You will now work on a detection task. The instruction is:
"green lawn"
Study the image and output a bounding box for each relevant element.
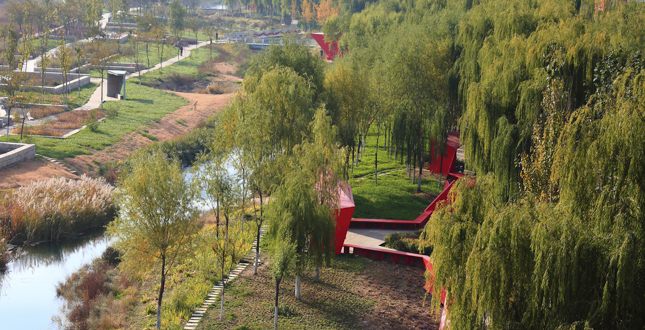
[139,47,215,84]
[8,82,99,110]
[348,127,443,220]
[3,83,187,159]
[179,29,212,42]
[31,38,59,53]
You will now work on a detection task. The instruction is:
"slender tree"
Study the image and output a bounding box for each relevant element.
[107,150,199,330]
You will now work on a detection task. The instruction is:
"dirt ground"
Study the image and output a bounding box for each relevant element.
[0,92,234,189]
[65,92,234,174]
[196,253,440,330]
[0,157,79,190]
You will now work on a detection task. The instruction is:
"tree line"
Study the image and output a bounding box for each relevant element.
[313,0,645,328]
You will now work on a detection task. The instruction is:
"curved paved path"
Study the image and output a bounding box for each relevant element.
[75,40,214,110]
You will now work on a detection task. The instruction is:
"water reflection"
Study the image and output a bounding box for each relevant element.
[0,229,109,330]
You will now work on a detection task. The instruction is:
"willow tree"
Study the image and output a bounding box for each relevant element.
[108,150,199,330]
[420,66,645,330]
[265,108,339,300]
[245,36,326,104]
[323,58,366,179]
[384,23,450,192]
[244,66,315,155]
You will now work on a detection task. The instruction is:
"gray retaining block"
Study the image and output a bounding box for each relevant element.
[0,142,36,169]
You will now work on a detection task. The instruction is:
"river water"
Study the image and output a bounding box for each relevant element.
[0,230,110,330]
[0,163,237,329]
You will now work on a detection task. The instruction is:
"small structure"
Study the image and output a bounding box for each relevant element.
[333,182,356,255]
[107,70,127,100]
[311,33,342,61]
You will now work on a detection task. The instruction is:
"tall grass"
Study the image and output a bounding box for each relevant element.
[0,175,115,243]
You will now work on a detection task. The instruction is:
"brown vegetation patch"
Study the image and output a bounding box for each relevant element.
[30,106,65,119]
[13,109,105,136]
[197,81,239,94]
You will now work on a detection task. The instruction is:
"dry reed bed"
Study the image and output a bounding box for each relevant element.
[0,175,115,243]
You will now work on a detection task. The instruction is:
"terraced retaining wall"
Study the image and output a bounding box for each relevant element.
[0,142,35,169]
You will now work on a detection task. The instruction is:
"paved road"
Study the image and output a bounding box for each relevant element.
[76,39,214,110]
[344,228,415,250]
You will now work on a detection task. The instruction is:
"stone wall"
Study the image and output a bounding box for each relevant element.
[0,142,36,169]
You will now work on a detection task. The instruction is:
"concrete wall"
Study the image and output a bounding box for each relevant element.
[0,142,36,169]
[20,74,91,95]
[0,68,91,95]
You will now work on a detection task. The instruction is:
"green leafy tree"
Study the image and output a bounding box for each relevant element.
[169,0,186,37]
[265,108,339,300]
[107,150,199,330]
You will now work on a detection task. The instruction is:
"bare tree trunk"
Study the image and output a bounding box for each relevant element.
[274,279,281,330]
[375,123,380,185]
[20,115,26,143]
[294,275,301,300]
[315,266,320,282]
[417,144,423,193]
[255,192,263,275]
[100,71,104,109]
[156,255,166,330]
[220,280,225,319]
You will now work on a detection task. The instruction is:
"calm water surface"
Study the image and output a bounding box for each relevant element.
[0,165,229,329]
[0,230,109,330]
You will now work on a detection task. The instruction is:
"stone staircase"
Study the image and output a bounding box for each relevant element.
[184,226,266,330]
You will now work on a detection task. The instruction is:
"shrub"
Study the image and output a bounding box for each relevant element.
[104,108,118,118]
[87,121,99,132]
[0,236,9,269]
[384,230,433,256]
[277,303,299,317]
[199,82,237,94]
[101,247,121,267]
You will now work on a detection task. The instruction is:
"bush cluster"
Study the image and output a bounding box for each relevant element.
[384,230,432,256]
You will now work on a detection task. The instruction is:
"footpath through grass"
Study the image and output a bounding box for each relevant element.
[139,47,216,84]
[349,128,443,220]
[3,82,188,159]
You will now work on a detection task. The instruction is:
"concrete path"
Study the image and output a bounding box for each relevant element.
[76,39,212,110]
[344,228,415,250]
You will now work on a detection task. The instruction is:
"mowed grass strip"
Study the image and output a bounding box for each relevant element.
[7,82,99,109]
[4,82,187,159]
[351,169,442,220]
[139,47,215,84]
[349,127,443,220]
[197,254,437,330]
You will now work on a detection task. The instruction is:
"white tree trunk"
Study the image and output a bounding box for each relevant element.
[294,275,301,300]
[220,286,225,319]
[156,304,161,329]
[315,266,320,282]
[274,306,279,329]
[254,248,259,275]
